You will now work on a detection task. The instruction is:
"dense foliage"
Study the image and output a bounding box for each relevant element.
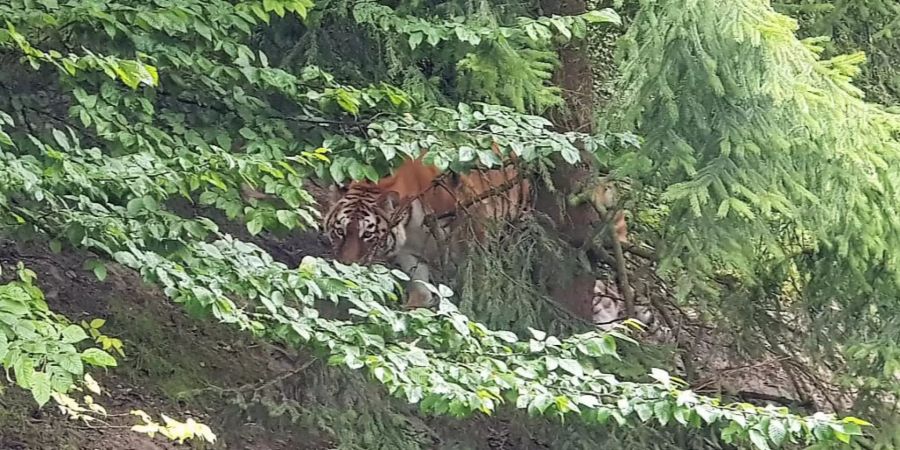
[776,0,900,105]
[0,263,116,407]
[609,0,900,447]
[1,0,895,448]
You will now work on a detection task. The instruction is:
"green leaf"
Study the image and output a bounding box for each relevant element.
[459,145,475,162]
[582,8,622,25]
[335,90,360,115]
[841,422,863,436]
[195,22,213,41]
[635,402,652,422]
[51,369,74,393]
[113,251,138,268]
[14,357,35,389]
[649,368,671,387]
[558,358,583,378]
[528,328,546,341]
[437,284,453,298]
[0,130,12,147]
[477,150,501,167]
[654,401,672,426]
[51,129,70,150]
[363,165,380,182]
[329,159,345,183]
[142,195,158,211]
[291,322,311,341]
[31,371,51,407]
[577,394,599,408]
[833,430,851,444]
[276,210,296,228]
[842,416,872,427]
[425,28,442,46]
[673,406,689,425]
[529,393,553,415]
[239,127,259,140]
[0,334,8,361]
[695,404,719,424]
[126,197,144,215]
[768,419,786,445]
[408,32,424,50]
[449,314,469,336]
[0,298,28,316]
[514,366,537,379]
[493,331,517,343]
[81,348,117,367]
[560,145,580,164]
[749,429,771,450]
[78,108,91,126]
[57,352,84,375]
[676,390,697,406]
[14,321,38,340]
[60,324,88,344]
[348,161,365,180]
[247,216,264,235]
[93,263,107,282]
[601,335,617,355]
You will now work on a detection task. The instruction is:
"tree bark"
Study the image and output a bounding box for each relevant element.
[540,0,595,134]
[537,0,599,246]
[538,0,605,320]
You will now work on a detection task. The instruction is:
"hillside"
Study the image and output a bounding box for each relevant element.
[0,190,841,449]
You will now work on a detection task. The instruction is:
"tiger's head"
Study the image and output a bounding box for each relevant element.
[322,184,407,265]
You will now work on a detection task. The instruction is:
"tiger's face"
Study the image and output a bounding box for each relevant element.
[323,185,405,265]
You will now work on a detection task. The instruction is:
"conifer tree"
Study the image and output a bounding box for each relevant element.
[776,0,900,104]
[613,0,900,444]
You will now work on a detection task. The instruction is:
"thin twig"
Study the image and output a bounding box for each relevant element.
[691,356,791,392]
[186,357,319,398]
[610,236,635,318]
[425,173,527,224]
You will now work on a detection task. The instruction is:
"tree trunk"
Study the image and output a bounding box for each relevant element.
[538,0,606,320]
[536,0,602,247]
[541,0,595,135]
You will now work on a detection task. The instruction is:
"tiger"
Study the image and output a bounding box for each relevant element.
[322,156,531,308]
[246,155,637,327]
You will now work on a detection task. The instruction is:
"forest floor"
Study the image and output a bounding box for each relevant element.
[0,236,331,449]
[0,186,347,449]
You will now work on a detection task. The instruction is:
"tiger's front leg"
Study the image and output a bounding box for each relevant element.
[393,252,434,309]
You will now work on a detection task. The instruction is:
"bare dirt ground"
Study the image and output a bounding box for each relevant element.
[0,237,333,449]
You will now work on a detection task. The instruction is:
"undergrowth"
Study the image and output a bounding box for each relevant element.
[455,217,593,337]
